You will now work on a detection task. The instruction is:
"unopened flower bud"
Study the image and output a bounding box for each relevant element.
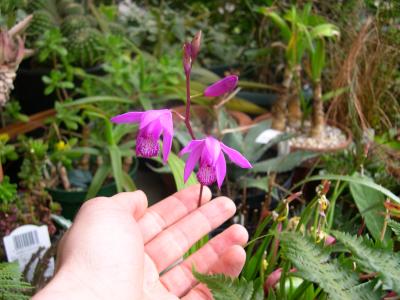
[183,42,192,77]
[204,75,238,97]
[190,30,202,62]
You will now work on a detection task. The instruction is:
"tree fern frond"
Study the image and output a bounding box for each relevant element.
[333,230,400,294]
[388,219,400,240]
[193,270,264,300]
[279,231,369,300]
[0,262,31,300]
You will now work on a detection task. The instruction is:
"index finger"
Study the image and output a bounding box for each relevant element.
[138,184,212,244]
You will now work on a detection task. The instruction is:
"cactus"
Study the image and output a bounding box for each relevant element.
[109,22,126,37]
[26,0,59,18]
[26,10,57,43]
[61,15,92,36]
[57,0,74,12]
[26,0,106,67]
[66,28,104,67]
[62,2,84,16]
[26,0,49,12]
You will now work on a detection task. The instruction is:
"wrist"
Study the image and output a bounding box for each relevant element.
[32,265,100,300]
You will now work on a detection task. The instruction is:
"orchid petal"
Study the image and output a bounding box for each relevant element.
[145,119,163,139]
[204,136,221,165]
[221,143,252,168]
[179,140,204,156]
[140,110,165,130]
[215,152,226,189]
[204,75,238,97]
[162,130,173,162]
[161,110,173,136]
[183,145,202,182]
[111,112,143,123]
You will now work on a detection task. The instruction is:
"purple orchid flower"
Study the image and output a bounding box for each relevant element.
[180,136,252,188]
[204,75,238,97]
[111,109,173,162]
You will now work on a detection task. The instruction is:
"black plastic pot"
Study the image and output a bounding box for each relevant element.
[209,189,267,238]
[13,60,104,115]
[13,61,56,115]
[48,161,139,220]
[206,63,241,77]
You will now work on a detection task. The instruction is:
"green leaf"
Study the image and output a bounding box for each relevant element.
[193,270,264,300]
[65,147,101,156]
[60,96,133,108]
[310,39,325,81]
[226,98,267,115]
[280,232,371,300]
[85,165,111,200]
[259,8,291,42]
[121,171,136,192]
[334,230,400,294]
[0,262,31,299]
[321,87,349,102]
[388,219,400,240]
[349,181,390,242]
[251,151,316,173]
[109,145,124,193]
[294,174,400,204]
[310,24,340,38]
[167,152,197,191]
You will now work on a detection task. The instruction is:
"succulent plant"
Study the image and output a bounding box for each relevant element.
[61,2,85,17]
[66,28,104,67]
[61,15,92,36]
[25,0,106,67]
[0,16,31,106]
[27,10,57,42]
[26,0,48,12]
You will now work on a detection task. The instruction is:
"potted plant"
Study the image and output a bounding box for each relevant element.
[14,0,108,114]
[43,100,139,220]
[257,4,351,153]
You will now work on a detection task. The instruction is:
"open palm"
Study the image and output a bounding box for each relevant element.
[34,184,248,300]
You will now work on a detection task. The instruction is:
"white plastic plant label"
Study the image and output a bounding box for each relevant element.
[255,129,283,144]
[255,129,290,156]
[3,224,54,281]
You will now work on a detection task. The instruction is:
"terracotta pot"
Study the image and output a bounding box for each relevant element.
[253,112,272,124]
[172,105,252,128]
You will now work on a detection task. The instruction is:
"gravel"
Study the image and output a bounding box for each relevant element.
[287,122,348,150]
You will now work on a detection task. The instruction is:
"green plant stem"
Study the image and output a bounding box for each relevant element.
[185,73,195,140]
[313,202,320,240]
[190,93,203,99]
[327,181,347,229]
[380,200,390,241]
[198,184,204,207]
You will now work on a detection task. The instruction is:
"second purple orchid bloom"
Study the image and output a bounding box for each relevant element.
[111,109,173,162]
[180,136,252,188]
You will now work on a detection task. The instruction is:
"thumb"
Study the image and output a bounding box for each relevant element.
[111,190,149,219]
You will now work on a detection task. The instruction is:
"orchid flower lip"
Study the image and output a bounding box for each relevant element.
[110,109,173,162]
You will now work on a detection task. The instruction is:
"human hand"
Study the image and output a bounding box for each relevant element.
[33,184,248,300]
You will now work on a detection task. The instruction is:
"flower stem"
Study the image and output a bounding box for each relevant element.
[198,184,204,207]
[190,93,203,99]
[185,73,196,140]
